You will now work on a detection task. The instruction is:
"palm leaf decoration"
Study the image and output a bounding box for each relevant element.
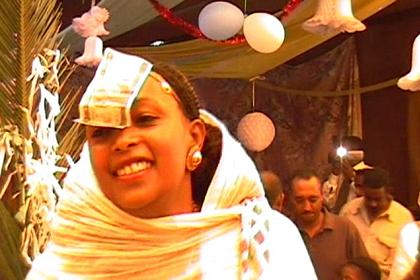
[0,0,82,278]
[0,1,61,131]
[0,201,27,280]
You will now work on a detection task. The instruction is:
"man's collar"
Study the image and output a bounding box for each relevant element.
[357,199,395,222]
[375,202,395,222]
[321,208,335,230]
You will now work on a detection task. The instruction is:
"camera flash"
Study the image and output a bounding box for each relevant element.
[336,146,347,157]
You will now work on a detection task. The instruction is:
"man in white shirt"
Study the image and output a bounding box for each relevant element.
[340,167,414,278]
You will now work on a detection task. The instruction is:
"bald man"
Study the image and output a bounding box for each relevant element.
[260,170,284,212]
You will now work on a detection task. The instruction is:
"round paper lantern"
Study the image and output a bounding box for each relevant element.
[198,1,244,40]
[243,13,285,53]
[237,112,276,152]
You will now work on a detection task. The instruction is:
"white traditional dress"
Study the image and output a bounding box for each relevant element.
[27,111,317,279]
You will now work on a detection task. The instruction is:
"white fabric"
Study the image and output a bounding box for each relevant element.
[322,173,357,209]
[397,33,420,92]
[26,110,316,279]
[322,173,344,208]
[388,221,420,280]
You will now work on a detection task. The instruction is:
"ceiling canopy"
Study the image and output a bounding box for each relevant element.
[58,0,410,79]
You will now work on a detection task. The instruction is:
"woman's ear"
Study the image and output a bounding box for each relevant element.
[189,118,206,149]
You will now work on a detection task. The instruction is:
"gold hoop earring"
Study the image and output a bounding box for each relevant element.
[186,147,202,171]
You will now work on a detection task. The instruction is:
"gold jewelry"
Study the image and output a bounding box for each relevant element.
[186,146,202,171]
[192,201,200,212]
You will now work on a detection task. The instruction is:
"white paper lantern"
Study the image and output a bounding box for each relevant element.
[198,1,244,40]
[398,34,420,92]
[243,13,285,54]
[237,112,276,152]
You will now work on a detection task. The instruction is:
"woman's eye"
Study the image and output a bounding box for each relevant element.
[134,115,158,125]
[89,127,110,139]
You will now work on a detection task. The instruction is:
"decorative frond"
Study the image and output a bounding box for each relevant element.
[0,0,73,275]
[0,0,61,135]
[56,85,86,171]
[58,122,85,166]
[56,65,96,165]
[0,201,28,280]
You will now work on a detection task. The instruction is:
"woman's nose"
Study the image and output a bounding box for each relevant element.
[112,127,140,152]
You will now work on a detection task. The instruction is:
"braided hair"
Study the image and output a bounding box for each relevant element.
[152,62,222,206]
[152,62,200,121]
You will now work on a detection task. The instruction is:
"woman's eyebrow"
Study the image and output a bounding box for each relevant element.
[131,97,167,113]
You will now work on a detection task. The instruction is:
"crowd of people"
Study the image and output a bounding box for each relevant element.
[262,137,418,280]
[25,49,418,279]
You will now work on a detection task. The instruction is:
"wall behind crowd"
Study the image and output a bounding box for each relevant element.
[193,38,355,186]
[355,7,420,212]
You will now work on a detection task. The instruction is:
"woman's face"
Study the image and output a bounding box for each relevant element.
[86,73,205,218]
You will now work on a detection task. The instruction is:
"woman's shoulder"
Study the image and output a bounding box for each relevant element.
[266,210,318,279]
[267,210,300,236]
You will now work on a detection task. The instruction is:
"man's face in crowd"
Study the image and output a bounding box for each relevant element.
[363,186,391,218]
[290,176,323,225]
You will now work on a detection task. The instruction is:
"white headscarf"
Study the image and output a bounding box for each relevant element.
[26,111,274,280]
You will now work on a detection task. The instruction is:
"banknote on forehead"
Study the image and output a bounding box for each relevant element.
[78,48,153,128]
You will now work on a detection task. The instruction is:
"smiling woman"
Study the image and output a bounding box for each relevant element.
[85,67,204,218]
[26,49,317,279]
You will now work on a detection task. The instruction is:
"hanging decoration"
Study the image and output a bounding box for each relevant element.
[278,0,305,19]
[148,0,204,39]
[198,1,244,41]
[237,77,276,152]
[148,0,303,45]
[397,34,420,92]
[75,36,105,67]
[237,112,276,152]
[73,1,110,67]
[15,49,68,264]
[243,13,285,53]
[302,0,366,36]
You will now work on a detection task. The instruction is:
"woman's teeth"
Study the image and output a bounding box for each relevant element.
[116,162,151,176]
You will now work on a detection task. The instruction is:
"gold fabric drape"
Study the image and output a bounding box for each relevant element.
[121,0,396,79]
[347,53,363,137]
[58,0,396,79]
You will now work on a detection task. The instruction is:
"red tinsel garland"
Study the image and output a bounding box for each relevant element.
[279,0,304,18]
[148,0,303,45]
